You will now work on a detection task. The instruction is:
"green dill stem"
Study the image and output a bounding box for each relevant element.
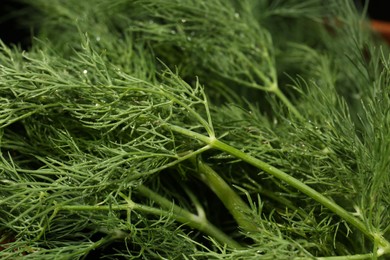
[312,253,375,260]
[294,253,375,260]
[136,185,242,249]
[272,87,304,121]
[166,124,390,251]
[190,156,259,233]
[254,186,311,221]
[58,197,241,249]
[219,73,304,120]
[0,103,61,128]
[59,203,162,214]
[117,79,214,135]
[256,51,304,120]
[126,145,212,181]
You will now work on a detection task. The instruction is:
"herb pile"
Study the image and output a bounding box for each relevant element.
[1,0,390,259]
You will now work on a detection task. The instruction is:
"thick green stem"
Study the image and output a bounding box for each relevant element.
[167,124,390,251]
[136,185,242,249]
[295,253,374,260]
[190,157,259,232]
[58,190,242,249]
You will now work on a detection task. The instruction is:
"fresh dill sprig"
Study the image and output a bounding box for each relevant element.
[1,0,390,259]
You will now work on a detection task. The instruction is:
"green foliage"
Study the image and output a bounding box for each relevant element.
[1,0,390,259]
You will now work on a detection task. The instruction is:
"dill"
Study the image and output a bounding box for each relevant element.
[1,0,390,259]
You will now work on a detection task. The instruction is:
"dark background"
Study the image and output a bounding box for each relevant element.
[0,1,389,48]
[366,1,390,21]
[0,1,35,49]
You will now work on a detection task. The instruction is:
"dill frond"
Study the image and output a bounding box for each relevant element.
[1,0,390,259]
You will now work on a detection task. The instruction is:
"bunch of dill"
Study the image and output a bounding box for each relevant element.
[1,0,390,259]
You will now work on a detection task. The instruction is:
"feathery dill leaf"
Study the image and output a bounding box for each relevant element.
[1,0,390,259]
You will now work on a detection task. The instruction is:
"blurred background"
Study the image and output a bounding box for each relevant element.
[0,0,389,49]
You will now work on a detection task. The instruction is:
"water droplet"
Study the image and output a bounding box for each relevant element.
[181,19,187,23]
[83,69,88,75]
